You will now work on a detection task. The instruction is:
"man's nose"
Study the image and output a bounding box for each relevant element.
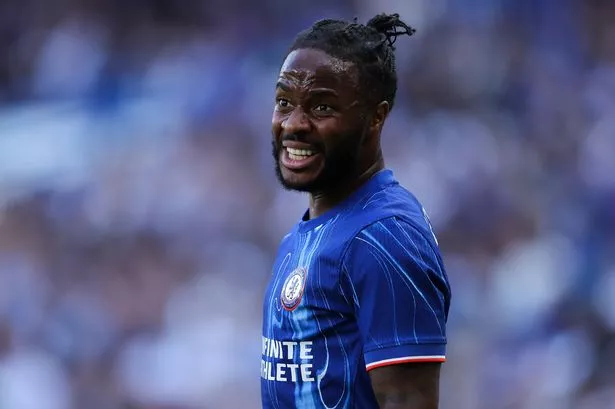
[282,107,311,134]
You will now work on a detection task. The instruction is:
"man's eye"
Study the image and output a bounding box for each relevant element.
[314,104,332,112]
[276,98,290,108]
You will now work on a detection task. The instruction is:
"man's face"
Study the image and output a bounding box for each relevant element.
[271,48,369,192]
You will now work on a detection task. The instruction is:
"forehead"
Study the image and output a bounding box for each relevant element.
[278,48,357,89]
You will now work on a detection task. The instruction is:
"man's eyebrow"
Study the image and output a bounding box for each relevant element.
[276,82,339,96]
[275,81,291,91]
[308,88,338,97]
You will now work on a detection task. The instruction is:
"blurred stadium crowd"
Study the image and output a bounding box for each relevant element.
[0,0,614,408]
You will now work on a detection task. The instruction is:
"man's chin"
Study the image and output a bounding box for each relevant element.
[276,166,325,193]
[279,174,320,193]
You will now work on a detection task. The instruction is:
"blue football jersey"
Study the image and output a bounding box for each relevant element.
[261,169,451,409]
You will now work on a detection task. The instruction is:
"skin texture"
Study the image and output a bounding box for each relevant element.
[271,48,442,408]
[369,362,441,409]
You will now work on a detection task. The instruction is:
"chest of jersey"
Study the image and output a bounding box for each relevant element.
[261,226,365,407]
[263,226,353,340]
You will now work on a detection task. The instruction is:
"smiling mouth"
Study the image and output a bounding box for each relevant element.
[286,147,315,160]
[281,147,321,171]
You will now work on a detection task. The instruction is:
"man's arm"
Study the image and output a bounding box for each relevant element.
[369,362,441,409]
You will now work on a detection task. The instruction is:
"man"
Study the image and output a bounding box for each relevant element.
[262,13,451,409]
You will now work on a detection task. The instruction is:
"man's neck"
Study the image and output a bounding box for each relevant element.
[308,160,384,219]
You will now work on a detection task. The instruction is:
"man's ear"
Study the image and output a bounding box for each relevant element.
[370,100,390,134]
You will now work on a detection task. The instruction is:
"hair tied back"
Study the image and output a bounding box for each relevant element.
[366,13,416,48]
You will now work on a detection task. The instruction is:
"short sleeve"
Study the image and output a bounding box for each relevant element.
[341,217,451,371]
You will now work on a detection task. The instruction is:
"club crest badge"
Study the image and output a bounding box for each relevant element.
[281,267,307,311]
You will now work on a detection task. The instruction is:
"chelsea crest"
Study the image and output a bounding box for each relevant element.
[281,267,307,311]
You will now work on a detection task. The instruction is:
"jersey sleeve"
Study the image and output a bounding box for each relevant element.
[341,216,451,372]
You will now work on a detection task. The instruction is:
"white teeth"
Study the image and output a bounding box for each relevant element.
[286,147,314,159]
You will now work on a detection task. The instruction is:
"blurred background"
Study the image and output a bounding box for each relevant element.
[0,0,614,408]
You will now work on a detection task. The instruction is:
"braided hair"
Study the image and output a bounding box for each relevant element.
[289,13,415,110]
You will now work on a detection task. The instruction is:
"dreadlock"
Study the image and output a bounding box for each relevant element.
[289,13,416,110]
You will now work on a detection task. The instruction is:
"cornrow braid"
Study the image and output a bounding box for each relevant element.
[289,13,415,110]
